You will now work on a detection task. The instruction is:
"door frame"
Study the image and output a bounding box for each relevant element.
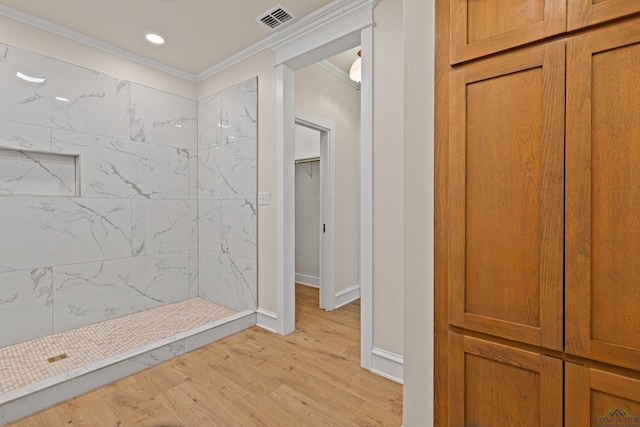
[273,5,374,369]
[295,111,336,311]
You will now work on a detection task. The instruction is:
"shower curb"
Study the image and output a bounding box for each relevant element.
[0,310,256,425]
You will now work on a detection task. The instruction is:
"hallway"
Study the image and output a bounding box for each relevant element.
[7,284,403,426]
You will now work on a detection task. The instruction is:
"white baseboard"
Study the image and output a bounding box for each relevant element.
[334,284,360,309]
[256,308,278,333]
[371,347,403,384]
[295,273,320,287]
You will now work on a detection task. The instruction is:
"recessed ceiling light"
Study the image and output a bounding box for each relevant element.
[145,33,165,45]
[55,96,70,102]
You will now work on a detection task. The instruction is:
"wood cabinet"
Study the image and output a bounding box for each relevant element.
[565,364,640,427]
[450,0,565,63]
[568,0,640,31]
[438,2,640,425]
[449,43,564,350]
[449,333,563,426]
[450,0,640,63]
[566,19,640,372]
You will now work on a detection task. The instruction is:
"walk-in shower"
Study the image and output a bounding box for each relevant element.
[0,43,257,424]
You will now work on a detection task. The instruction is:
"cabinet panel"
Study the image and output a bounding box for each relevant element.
[568,0,640,31]
[449,44,565,349]
[566,363,640,427]
[450,0,565,63]
[449,333,563,426]
[566,17,640,371]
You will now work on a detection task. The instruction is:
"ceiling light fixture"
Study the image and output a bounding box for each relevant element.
[145,33,165,45]
[16,71,46,83]
[349,50,362,83]
[55,96,70,102]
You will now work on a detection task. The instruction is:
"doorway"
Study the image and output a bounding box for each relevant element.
[294,114,336,311]
[274,19,374,368]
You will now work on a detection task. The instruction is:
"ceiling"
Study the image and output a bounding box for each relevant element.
[0,0,350,77]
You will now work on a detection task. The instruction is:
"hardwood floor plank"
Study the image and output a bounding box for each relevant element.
[55,394,127,427]
[269,384,362,427]
[6,284,402,426]
[6,411,67,427]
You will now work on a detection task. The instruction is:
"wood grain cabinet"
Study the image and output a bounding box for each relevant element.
[565,364,640,427]
[450,0,640,63]
[448,43,565,350]
[449,333,563,426]
[439,0,640,424]
[565,18,640,372]
[450,0,566,63]
[568,0,640,31]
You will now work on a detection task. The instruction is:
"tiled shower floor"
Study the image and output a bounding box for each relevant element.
[0,298,236,395]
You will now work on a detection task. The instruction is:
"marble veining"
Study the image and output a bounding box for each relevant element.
[130,83,197,150]
[189,150,198,200]
[199,250,257,311]
[189,249,199,298]
[0,120,50,151]
[0,44,130,139]
[198,199,222,253]
[197,139,256,200]
[52,129,189,199]
[221,199,257,259]
[197,92,221,150]
[0,149,77,196]
[0,268,53,348]
[131,200,197,256]
[220,78,257,144]
[52,251,190,333]
[0,198,131,273]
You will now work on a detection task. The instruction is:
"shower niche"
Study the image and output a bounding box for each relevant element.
[0,148,78,197]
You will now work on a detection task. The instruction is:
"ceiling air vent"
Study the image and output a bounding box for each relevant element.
[256,5,296,30]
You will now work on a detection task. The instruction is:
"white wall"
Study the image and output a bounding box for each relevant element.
[295,160,321,284]
[295,124,321,161]
[296,64,360,295]
[372,0,404,357]
[403,0,435,423]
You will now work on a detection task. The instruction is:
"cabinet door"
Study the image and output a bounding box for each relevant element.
[566,363,640,427]
[450,0,565,63]
[566,17,640,371]
[568,0,640,31]
[449,333,563,426]
[449,43,565,350]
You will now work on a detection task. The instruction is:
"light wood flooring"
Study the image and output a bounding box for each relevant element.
[7,284,403,426]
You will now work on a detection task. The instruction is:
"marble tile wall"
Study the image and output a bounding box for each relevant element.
[0,43,257,349]
[0,43,200,348]
[198,78,257,312]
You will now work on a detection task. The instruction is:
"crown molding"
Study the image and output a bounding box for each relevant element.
[0,4,197,82]
[316,60,360,89]
[0,0,375,84]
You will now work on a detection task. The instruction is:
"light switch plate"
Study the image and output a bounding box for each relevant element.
[258,192,270,205]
